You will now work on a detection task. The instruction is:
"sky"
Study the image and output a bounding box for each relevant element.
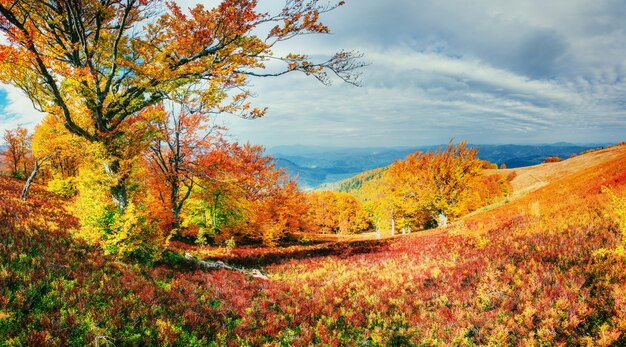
[1,0,626,148]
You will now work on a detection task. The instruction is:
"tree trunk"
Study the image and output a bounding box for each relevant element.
[375,219,381,239]
[21,162,40,201]
[184,253,268,280]
[12,159,17,177]
[438,212,448,228]
[212,206,218,232]
[104,159,128,214]
[21,157,49,201]
[211,194,221,233]
[170,181,193,230]
[391,210,395,236]
[170,180,180,228]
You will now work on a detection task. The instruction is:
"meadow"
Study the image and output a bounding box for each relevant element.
[2,145,626,346]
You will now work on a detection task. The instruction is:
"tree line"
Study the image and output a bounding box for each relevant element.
[306,142,512,236]
[2,128,510,250]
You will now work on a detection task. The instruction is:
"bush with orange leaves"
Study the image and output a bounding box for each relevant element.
[543,156,564,163]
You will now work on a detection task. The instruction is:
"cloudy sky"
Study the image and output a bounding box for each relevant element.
[1,0,626,148]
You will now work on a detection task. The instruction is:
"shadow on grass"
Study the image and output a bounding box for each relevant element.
[169,238,394,269]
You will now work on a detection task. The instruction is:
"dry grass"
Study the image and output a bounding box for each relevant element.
[488,144,626,195]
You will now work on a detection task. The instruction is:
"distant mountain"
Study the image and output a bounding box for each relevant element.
[274,158,327,188]
[270,147,427,189]
[271,143,613,189]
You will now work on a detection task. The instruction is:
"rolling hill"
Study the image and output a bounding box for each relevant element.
[497,145,626,194]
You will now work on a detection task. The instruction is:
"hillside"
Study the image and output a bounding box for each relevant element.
[314,144,609,194]
[498,145,626,194]
[273,143,607,189]
[318,166,386,196]
[2,144,626,345]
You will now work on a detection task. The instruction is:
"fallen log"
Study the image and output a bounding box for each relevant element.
[184,253,268,280]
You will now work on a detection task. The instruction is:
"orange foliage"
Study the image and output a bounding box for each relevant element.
[1,126,32,178]
[222,144,310,246]
[377,141,498,229]
[543,156,564,163]
[307,191,370,234]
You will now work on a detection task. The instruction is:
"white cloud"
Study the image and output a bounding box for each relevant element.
[0,85,45,140]
[2,0,626,147]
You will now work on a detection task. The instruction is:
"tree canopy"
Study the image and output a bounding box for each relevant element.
[0,0,364,212]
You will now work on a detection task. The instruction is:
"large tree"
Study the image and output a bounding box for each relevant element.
[383,141,484,228]
[144,100,227,230]
[0,0,363,213]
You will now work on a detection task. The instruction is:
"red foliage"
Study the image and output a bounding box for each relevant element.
[2,144,626,345]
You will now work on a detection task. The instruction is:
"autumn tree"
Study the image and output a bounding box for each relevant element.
[247,179,310,246]
[477,173,512,204]
[307,191,338,233]
[221,144,309,245]
[143,101,228,231]
[180,142,263,241]
[543,156,563,163]
[32,114,85,180]
[425,142,485,225]
[179,142,310,246]
[381,158,431,233]
[2,126,31,178]
[0,0,364,215]
[382,142,486,229]
[307,191,369,234]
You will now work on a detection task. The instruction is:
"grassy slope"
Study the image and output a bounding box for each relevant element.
[491,145,626,195]
[1,144,626,345]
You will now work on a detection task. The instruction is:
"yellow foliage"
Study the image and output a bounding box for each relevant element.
[529,200,541,218]
[603,187,626,256]
[72,151,115,245]
[69,142,163,261]
[46,175,77,198]
[604,187,626,234]
[156,319,182,346]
